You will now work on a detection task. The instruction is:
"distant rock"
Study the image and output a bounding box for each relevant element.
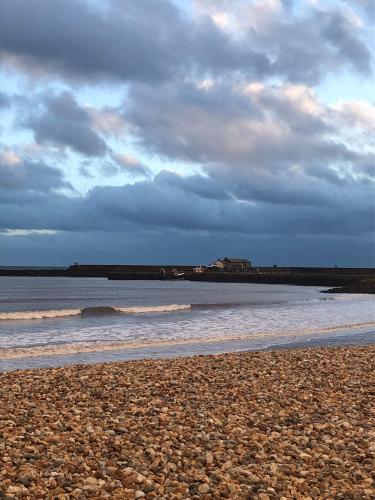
[323,278,375,294]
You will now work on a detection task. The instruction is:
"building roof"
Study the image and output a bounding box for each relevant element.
[222,257,250,263]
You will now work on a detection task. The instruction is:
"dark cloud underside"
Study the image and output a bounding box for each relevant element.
[25,92,108,156]
[0,0,371,84]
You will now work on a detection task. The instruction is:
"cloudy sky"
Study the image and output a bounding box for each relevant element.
[0,0,374,266]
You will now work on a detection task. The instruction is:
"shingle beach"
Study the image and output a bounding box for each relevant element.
[1,345,374,499]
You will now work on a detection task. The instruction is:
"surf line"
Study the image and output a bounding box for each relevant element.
[0,304,192,321]
[2,321,375,359]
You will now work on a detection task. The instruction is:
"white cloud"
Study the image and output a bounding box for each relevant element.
[0,150,22,166]
[333,100,375,133]
[1,229,58,236]
[87,107,127,137]
[112,153,151,177]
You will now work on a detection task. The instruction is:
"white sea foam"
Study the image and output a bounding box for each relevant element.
[0,304,192,321]
[0,309,82,320]
[115,304,191,314]
[1,320,374,359]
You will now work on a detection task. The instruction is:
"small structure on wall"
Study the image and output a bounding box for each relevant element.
[193,266,205,273]
[208,257,252,273]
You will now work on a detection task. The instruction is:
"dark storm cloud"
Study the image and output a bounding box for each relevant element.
[0,169,373,237]
[0,0,270,83]
[0,0,178,83]
[0,0,372,85]
[25,92,108,156]
[1,161,374,265]
[0,154,71,192]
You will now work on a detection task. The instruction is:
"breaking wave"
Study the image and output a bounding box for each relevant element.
[0,304,192,321]
[81,304,192,315]
[0,309,81,320]
[116,304,191,314]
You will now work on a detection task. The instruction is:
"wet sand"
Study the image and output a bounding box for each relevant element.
[1,345,374,498]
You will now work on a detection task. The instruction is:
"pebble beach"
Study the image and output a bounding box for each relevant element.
[1,345,374,499]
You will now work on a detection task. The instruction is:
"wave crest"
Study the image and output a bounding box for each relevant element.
[0,304,192,320]
[116,304,191,314]
[0,309,81,320]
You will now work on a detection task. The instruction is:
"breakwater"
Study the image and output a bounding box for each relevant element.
[0,268,68,277]
[107,266,375,287]
[1,265,374,287]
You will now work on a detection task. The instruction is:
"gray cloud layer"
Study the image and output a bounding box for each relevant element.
[0,0,372,84]
[25,92,108,156]
[0,155,70,192]
[0,0,270,82]
[1,154,374,264]
[1,167,373,236]
[125,81,374,207]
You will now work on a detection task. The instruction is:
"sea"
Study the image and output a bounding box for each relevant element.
[0,276,374,371]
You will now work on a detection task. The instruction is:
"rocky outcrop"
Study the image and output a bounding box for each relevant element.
[323,278,375,294]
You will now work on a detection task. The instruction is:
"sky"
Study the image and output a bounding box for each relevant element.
[0,0,374,267]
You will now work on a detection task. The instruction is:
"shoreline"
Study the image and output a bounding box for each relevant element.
[1,322,374,372]
[2,320,375,359]
[1,345,374,498]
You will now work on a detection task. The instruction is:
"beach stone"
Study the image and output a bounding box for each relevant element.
[0,346,374,499]
[83,476,98,485]
[310,486,321,497]
[258,494,270,500]
[198,483,210,494]
[6,485,25,495]
[205,452,214,466]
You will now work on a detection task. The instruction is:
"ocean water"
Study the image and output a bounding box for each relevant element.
[0,276,374,371]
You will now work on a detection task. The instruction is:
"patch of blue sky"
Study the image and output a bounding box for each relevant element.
[1,70,25,95]
[316,72,375,105]
[1,69,63,98]
[74,83,127,109]
[0,110,14,143]
[0,124,34,152]
[173,0,192,15]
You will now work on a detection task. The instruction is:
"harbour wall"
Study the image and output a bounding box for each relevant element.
[1,265,374,287]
